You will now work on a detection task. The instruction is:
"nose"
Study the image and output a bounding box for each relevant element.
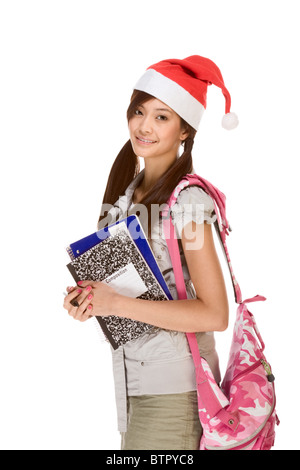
[139,114,153,135]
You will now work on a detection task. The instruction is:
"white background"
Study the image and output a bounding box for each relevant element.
[0,0,299,450]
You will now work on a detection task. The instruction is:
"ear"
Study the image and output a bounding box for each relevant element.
[180,127,189,142]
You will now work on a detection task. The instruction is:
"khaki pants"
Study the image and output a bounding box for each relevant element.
[121,391,202,450]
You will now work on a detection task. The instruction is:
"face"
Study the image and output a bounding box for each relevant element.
[128,98,188,165]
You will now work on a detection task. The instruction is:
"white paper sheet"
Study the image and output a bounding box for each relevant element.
[103,262,148,298]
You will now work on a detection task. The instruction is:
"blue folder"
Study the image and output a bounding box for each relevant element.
[67,215,172,300]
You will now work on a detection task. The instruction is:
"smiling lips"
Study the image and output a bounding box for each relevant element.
[136,136,157,145]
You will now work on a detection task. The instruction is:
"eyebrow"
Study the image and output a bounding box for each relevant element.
[139,105,172,113]
[155,108,172,113]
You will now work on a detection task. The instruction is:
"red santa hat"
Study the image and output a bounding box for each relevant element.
[134,55,238,131]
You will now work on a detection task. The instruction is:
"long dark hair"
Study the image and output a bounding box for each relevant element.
[98,90,197,230]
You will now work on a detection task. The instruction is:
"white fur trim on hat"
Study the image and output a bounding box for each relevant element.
[134,69,205,131]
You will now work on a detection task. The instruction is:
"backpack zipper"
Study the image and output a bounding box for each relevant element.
[226,359,261,386]
[261,359,275,382]
[226,358,275,388]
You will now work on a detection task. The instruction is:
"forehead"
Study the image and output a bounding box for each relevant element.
[140,98,174,113]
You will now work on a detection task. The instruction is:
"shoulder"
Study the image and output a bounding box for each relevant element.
[171,185,217,236]
[175,185,215,211]
[170,185,217,238]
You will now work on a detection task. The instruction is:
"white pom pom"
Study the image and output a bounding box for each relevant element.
[222,112,239,130]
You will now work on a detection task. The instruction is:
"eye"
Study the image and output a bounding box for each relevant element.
[134,109,143,116]
[157,115,168,121]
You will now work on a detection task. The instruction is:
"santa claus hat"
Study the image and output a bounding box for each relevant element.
[134,55,238,131]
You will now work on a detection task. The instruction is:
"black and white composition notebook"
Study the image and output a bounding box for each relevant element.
[66,216,172,349]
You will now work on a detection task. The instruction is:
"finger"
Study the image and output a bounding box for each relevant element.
[85,305,93,319]
[79,305,93,321]
[63,288,82,309]
[67,303,92,322]
[74,296,93,321]
[68,305,79,318]
[72,308,91,322]
[79,308,92,322]
[66,286,76,293]
[66,286,77,304]
[77,280,96,288]
[73,286,93,306]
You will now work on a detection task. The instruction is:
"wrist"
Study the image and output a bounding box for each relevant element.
[111,291,126,316]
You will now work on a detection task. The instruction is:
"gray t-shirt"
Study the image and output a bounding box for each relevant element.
[100,171,221,432]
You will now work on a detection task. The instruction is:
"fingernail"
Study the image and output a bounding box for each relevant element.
[88,305,92,310]
[77,289,82,294]
[86,286,92,292]
[77,281,83,285]
[88,294,93,300]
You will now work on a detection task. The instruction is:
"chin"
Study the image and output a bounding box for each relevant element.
[132,146,159,159]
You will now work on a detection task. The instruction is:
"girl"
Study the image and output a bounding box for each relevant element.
[63,55,238,450]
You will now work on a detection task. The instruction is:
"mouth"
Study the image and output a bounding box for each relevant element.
[136,136,157,145]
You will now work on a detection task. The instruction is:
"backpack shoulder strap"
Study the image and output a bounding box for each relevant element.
[163,173,243,304]
[161,174,241,429]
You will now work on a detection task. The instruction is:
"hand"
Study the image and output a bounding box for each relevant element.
[77,280,119,317]
[63,281,119,321]
[63,285,93,322]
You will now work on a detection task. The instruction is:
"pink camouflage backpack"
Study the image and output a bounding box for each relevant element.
[162,174,279,451]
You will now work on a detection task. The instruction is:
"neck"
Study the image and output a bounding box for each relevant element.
[140,155,177,193]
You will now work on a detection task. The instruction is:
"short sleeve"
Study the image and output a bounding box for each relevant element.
[171,186,217,237]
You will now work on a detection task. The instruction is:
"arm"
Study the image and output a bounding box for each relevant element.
[65,221,229,332]
[114,221,228,332]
